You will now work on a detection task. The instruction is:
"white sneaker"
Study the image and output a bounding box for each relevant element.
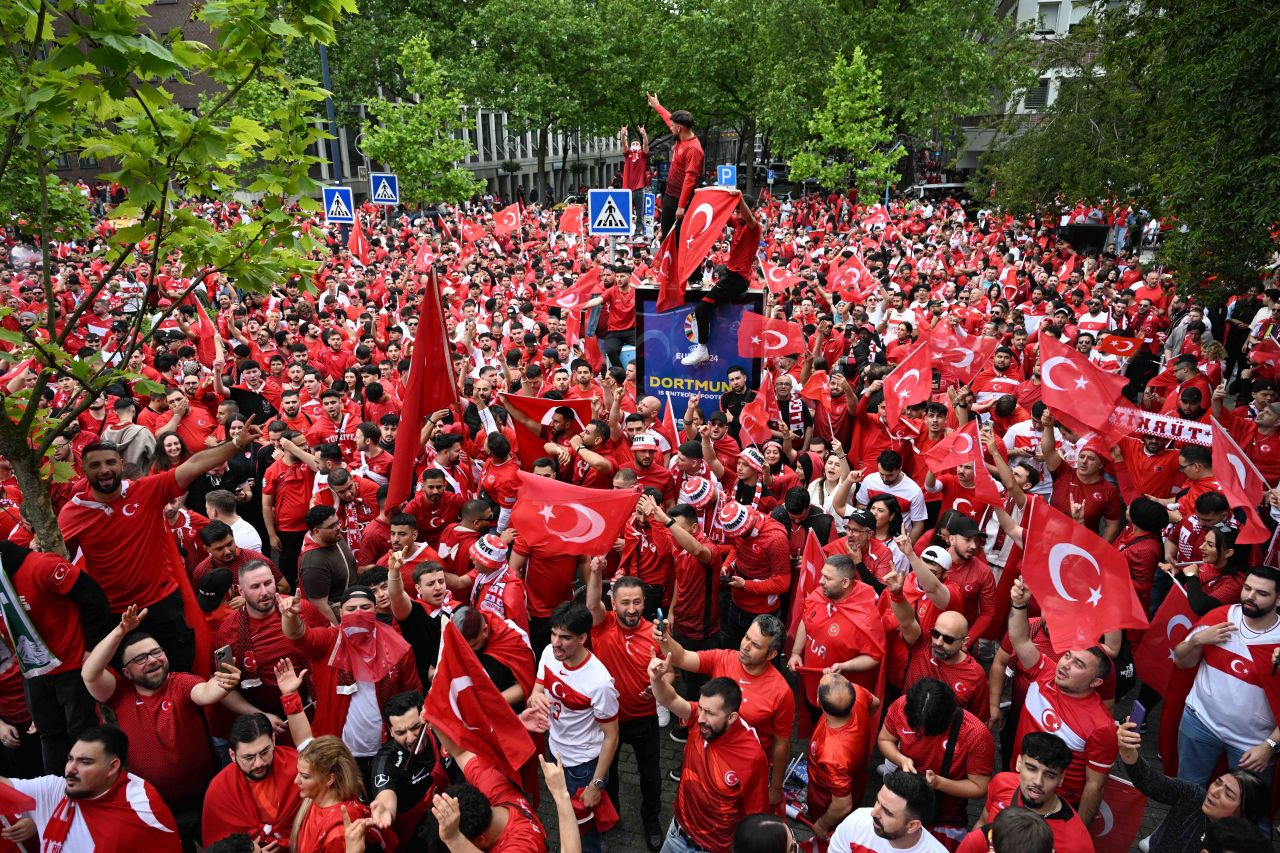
[1138,834,1151,853]
[681,345,709,366]
[656,703,671,727]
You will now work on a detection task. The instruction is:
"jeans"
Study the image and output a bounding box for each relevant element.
[660,818,709,853]
[606,716,662,827]
[1177,706,1248,785]
[25,669,100,774]
[564,757,608,853]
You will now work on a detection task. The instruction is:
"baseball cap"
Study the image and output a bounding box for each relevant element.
[470,534,509,570]
[920,546,953,570]
[845,509,876,530]
[948,515,984,540]
[196,568,233,613]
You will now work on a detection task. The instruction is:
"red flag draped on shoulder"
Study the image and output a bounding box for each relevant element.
[386,271,459,509]
[1210,416,1270,544]
[787,529,825,645]
[883,341,931,428]
[737,312,804,358]
[1038,334,1129,440]
[500,394,592,471]
[1131,581,1195,695]
[493,202,521,236]
[1019,499,1147,654]
[508,472,640,556]
[425,621,535,785]
[676,187,741,288]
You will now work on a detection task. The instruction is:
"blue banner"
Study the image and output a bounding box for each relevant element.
[634,288,762,418]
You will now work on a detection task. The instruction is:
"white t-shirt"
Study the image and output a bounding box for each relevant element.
[829,808,946,853]
[855,473,928,526]
[1002,420,1054,497]
[230,517,262,552]
[13,773,176,851]
[1186,604,1280,751]
[537,647,620,767]
[341,680,384,758]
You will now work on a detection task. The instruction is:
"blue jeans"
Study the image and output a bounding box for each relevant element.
[1177,706,1246,785]
[660,818,707,853]
[564,757,608,853]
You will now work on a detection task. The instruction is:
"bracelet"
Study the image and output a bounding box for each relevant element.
[281,692,304,716]
[889,591,906,603]
[1010,604,1028,610]
[664,519,677,528]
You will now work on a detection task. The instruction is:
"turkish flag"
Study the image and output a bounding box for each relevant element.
[863,206,890,228]
[1038,335,1128,437]
[999,266,1019,302]
[883,341,931,428]
[830,253,875,302]
[761,260,802,294]
[425,621,536,784]
[499,394,592,471]
[1210,416,1271,543]
[800,371,831,410]
[1089,775,1147,853]
[675,187,740,288]
[347,216,370,265]
[653,225,683,312]
[928,329,996,385]
[737,312,804,358]
[1249,336,1280,380]
[787,529,825,646]
[544,268,602,311]
[738,372,777,446]
[1131,582,1195,694]
[1019,499,1148,654]
[1057,254,1078,281]
[1097,333,1142,358]
[460,220,485,243]
[508,472,640,556]
[386,272,460,509]
[558,204,584,235]
[191,298,219,367]
[412,236,433,273]
[493,202,521,236]
[654,393,680,453]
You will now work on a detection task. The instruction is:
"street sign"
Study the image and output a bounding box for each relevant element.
[717,164,737,187]
[587,188,633,236]
[767,169,776,185]
[644,192,655,218]
[369,172,400,205]
[322,187,355,223]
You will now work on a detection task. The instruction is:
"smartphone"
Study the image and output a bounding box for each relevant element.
[1128,700,1147,729]
[655,608,665,635]
[213,644,233,670]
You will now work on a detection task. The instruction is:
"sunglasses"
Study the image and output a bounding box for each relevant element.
[930,628,960,645]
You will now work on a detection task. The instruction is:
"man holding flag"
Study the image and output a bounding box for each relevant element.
[682,193,759,366]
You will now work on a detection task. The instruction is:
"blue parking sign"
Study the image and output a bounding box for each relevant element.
[767,169,776,185]
[644,192,655,218]
[717,164,737,186]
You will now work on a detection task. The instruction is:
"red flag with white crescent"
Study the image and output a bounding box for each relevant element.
[830,252,875,302]
[738,372,776,447]
[1132,582,1196,694]
[675,187,740,288]
[1089,775,1147,853]
[760,259,803,294]
[1038,335,1129,438]
[1210,416,1271,543]
[786,529,825,645]
[1019,500,1148,654]
[737,312,805,358]
[1097,333,1142,358]
[508,472,640,556]
[927,328,997,386]
[883,341,931,428]
[653,226,683,313]
[542,267,601,311]
[493,202,521,236]
[347,215,370,265]
[655,393,681,453]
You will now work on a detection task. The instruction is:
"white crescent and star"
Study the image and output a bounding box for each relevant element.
[946,346,976,370]
[1046,542,1103,606]
[537,503,606,543]
[448,676,480,730]
[1096,802,1114,836]
[1042,357,1089,392]
[683,203,715,250]
[893,368,921,402]
[763,330,789,351]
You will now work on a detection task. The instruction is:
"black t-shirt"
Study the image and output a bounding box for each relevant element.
[397,600,446,688]
[720,389,754,438]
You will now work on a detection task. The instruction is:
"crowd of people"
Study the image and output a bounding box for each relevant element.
[0,95,1275,853]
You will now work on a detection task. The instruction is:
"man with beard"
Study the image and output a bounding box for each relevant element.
[647,664,767,853]
[403,470,466,549]
[630,433,675,505]
[59,421,264,672]
[214,561,326,723]
[828,760,944,853]
[1,725,180,851]
[81,605,245,844]
[193,521,280,591]
[585,564,663,851]
[368,691,452,847]
[201,713,303,850]
[971,733,1093,853]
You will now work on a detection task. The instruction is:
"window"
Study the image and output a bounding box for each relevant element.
[1069,1,1092,28]
[1036,1,1060,33]
[1025,78,1052,111]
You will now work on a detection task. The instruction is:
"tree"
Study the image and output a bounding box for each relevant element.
[980,1,1280,294]
[360,36,483,206]
[0,0,348,553]
[787,49,905,195]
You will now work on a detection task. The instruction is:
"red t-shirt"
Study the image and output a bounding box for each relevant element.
[590,612,660,721]
[1048,468,1123,530]
[671,536,729,642]
[600,285,636,332]
[883,696,994,827]
[673,705,769,852]
[480,457,521,509]
[172,408,219,454]
[514,534,579,619]
[262,461,315,532]
[462,755,547,853]
[980,772,1095,853]
[58,471,183,611]
[697,649,794,758]
[806,686,873,820]
[313,476,381,551]
[12,551,86,675]
[403,490,467,547]
[904,638,990,720]
[727,215,762,278]
[108,672,216,805]
[621,150,648,190]
[1012,655,1118,805]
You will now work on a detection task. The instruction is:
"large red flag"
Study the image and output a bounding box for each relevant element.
[862,206,890,228]
[737,312,805,358]
[385,272,460,509]
[883,341,931,428]
[738,372,776,446]
[654,393,681,454]
[543,268,601,311]
[760,260,802,294]
[1038,334,1129,437]
[1097,333,1142,358]
[653,226,683,312]
[923,421,980,473]
[1210,416,1271,543]
[675,187,740,288]
[829,252,875,302]
[799,371,830,409]
[347,216,370,265]
[1089,775,1147,853]
[412,236,433,273]
[1019,500,1148,654]
[1131,581,1196,694]
[787,529,825,646]
[460,220,485,243]
[499,393,592,471]
[493,202,521,236]
[508,472,640,555]
[558,204,584,235]
[928,329,997,386]
[425,621,535,784]
[192,298,218,367]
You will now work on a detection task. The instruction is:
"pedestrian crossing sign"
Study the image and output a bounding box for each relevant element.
[370,173,400,206]
[588,189,632,236]
[322,187,355,223]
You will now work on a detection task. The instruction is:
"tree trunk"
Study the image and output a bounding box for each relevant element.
[536,126,548,203]
[558,130,571,198]
[0,418,64,556]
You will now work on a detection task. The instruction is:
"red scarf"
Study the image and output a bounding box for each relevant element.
[327,610,411,683]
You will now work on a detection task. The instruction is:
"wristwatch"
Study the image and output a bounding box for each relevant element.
[591,778,607,789]
[1266,738,1279,752]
